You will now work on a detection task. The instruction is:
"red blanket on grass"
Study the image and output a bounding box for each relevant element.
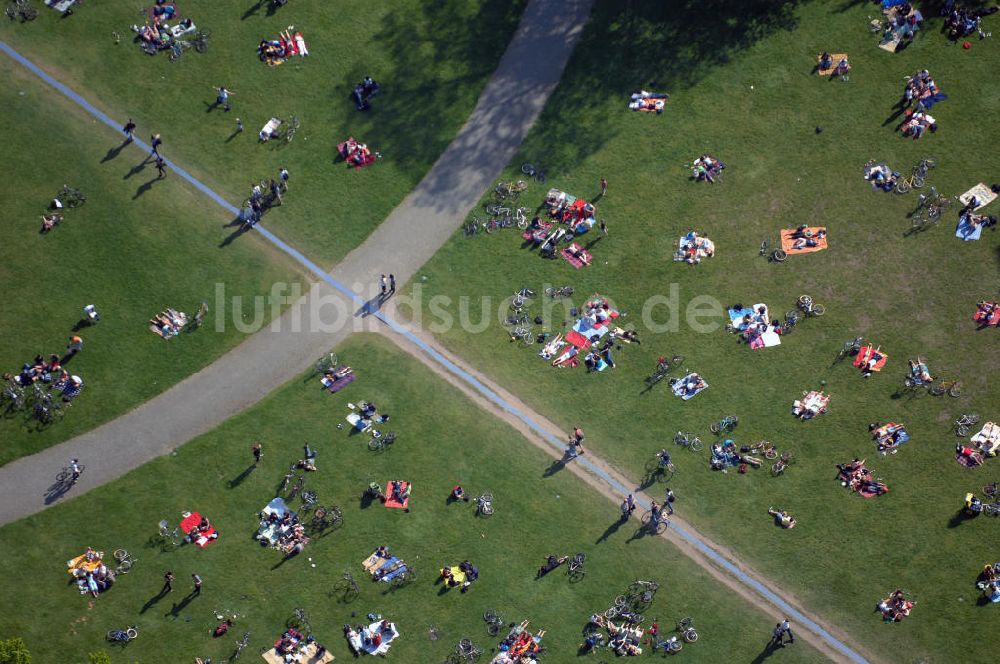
[384,481,410,509]
[179,512,218,548]
[854,345,888,372]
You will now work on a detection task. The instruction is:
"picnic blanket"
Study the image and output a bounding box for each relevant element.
[261,642,334,664]
[674,233,714,263]
[348,622,399,656]
[780,227,828,254]
[956,450,983,468]
[560,243,592,269]
[854,345,888,372]
[959,183,997,210]
[66,552,102,575]
[179,512,218,548]
[45,0,77,12]
[873,422,910,448]
[384,481,410,509]
[672,373,708,400]
[149,309,187,339]
[750,327,782,349]
[262,497,294,519]
[346,412,372,432]
[362,551,390,574]
[817,53,847,76]
[522,221,551,242]
[729,304,780,349]
[259,117,282,141]
[972,422,1000,456]
[321,368,356,393]
[956,217,984,241]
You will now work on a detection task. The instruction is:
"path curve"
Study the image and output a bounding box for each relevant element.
[0,3,875,661]
[0,0,595,522]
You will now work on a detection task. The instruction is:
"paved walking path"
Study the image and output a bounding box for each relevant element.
[0,3,874,660]
[0,0,594,522]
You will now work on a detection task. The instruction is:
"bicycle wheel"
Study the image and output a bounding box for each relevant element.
[913,175,925,188]
[194,38,208,53]
[114,549,129,562]
[117,560,133,573]
[771,249,787,262]
[521,163,535,176]
[956,424,970,437]
[928,385,945,396]
[709,422,720,434]
[811,303,826,316]
[22,6,37,19]
[764,448,778,459]
[683,629,698,643]
[895,180,910,194]
[486,621,500,636]
[771,462,785,476]
[785,310,801,324]
[690,438,703,452]
[126,627,138,640]
[948,384,962,398]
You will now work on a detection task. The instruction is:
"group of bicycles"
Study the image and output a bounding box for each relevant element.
[1,378,70,426]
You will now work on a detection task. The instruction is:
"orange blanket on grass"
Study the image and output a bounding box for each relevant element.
[853,345,888,372]
[384,481,410,509]
[780,227,828,254]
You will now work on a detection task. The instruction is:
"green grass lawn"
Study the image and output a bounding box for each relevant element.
[404,1,1000,662]
[0,0,526,268]
[0,64,304,465]
[0,335,822,663]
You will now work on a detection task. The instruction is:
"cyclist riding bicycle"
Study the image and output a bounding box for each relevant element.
[70,458,83,481]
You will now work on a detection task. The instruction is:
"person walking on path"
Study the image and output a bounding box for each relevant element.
[769,620,794,648]
[122,118,136,142]
[279,167,289,190]
[620,494,636,521]
[162,571,175,595]
[599,219,608,237]
[567,426,585,457]
[252,442,262,464]
[213,85,234,112]
[599,177,608,198]
[389,274,396,296]
[155,157,167,179]
[664,488,675,515]
[150,133,162,158]
[778,619,794,645]
[379,275,388,300]
[191,573,202,595]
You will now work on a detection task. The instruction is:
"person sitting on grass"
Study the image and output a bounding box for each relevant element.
[536,554,568,578]
[864,162,898,192]
[833,56,851,78]
[451,485,470,502]
[818,51,833,70]
[691,155,725,183]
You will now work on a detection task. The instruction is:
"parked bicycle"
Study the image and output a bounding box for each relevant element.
[483,609,504,636]
[676,616,699,643]
[106,624,138,643]
[476,492,494,517]
[759,238,787,263]
[904,375,962,397]
[674,431,703,452]
[310,505,343,531]
[955,413,981,437]
[291,607,312,635]
[795,294,826,317]
[451,637,483,663]
[544,285,574,298]
[337,569,360,602]
[836,336,863,362]
[749,440,779,459]
[709,415,738,434]
[158,519,182,547]
[910,186,952,231]
[288,474,305,500]
[492,180,528,201]
[568,552,586,581]
[368,430,397,451]
[113,548,136,574]
[55,184,86,208]
[1,381,26,411]
[5,0,37,21]
[894,157,936,194]
[520,163,547,183]
[646,355,684,385]
[626,579,659,606]
[314,352,339,376]
[771,451,794,476]
[231,631,250,660]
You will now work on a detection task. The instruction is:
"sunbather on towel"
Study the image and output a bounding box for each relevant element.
[675,373,705,396]
[975,301,999,324]
[629,97,665,113]
[788,224,826,249]
[390,481,410,504]
[957,444,984,466]
[864,162,898,192]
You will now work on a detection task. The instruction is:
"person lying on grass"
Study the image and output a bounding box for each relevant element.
[671,372,705,396]
[788,224,826,250]
[40,213,63,233]
[536,554,568,578]
[864,162,898,192]
[768,507,797,529]
[877,589,914,621]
